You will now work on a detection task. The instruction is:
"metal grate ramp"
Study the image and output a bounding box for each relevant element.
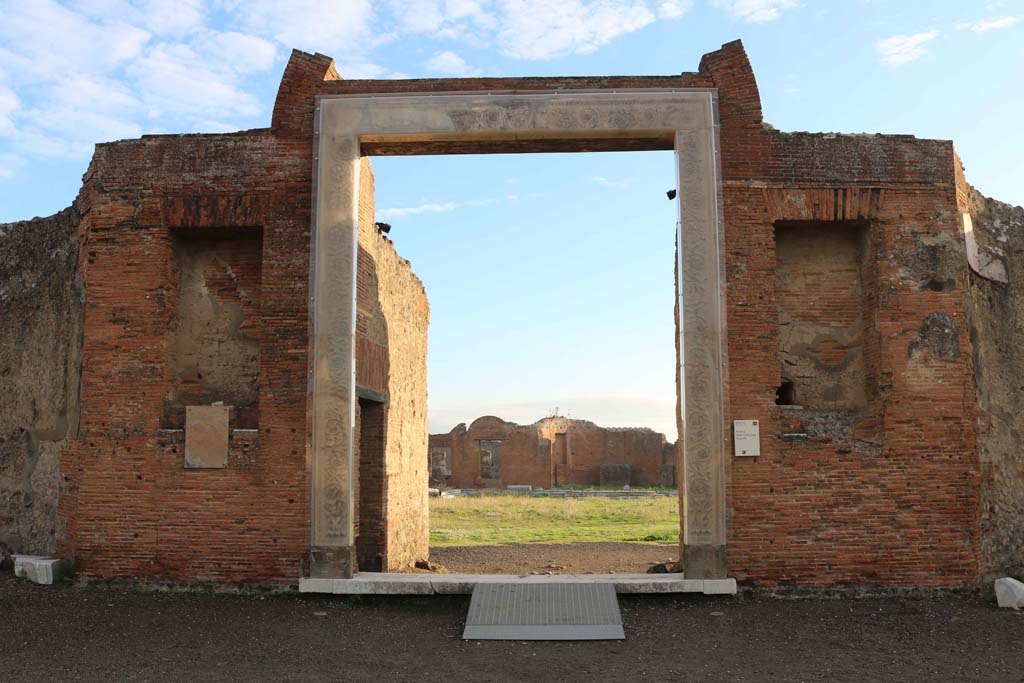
[463,583,625,640]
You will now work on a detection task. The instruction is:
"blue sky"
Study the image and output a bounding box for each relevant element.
[1,1,1021,438]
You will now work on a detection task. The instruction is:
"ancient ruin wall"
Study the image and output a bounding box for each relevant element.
[355,158,430,571]
[431,416,674,489]
[0,208,84,557]
[961,181,1024,581]
[56,130,315,583]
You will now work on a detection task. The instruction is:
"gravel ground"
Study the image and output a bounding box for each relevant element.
[2,570,1023,682]
[429,542,678,574]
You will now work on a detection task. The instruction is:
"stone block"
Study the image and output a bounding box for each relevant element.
[13,555,72,584]
[184,405,229,468]
[507,485,532,493]
[994,577,1024,609]
[702,578,738,595]
[12,554,49,578]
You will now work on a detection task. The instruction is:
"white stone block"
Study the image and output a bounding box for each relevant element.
[994,577,1024,609]
[13,555,72,585]
[12,555,50,578]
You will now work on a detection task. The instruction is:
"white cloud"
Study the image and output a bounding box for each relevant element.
[496,0,657,60]
[876,31,940,66]
[220,0,377,57]
[387,0,447,33]
[0,83,18,134]
[126,41,265,121]
[656,0,692,19]
[386,0,497,39]
[424,50,478,75]
[712,0,797,22]
[137,0,205,34]
[0,1,285,167]
[197,31,277,74]
[380,201,461,218]
[0,0,151,78]
[956,16,1018,33]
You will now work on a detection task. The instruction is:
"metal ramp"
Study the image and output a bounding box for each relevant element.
[463,583,625,640]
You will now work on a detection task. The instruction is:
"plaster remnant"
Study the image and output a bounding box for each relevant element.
[908,313,961,361]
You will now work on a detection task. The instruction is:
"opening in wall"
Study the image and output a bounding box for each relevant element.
[163,227,263,430]
[774,221,871,411]
[357,397,388,572]
[775,379,797,406]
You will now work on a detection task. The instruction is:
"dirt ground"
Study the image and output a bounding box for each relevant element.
[430,542,677,574]
[2,571,1023,682]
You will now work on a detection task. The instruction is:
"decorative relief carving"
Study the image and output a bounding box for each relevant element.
[676,128,726,548]
[324,93,712,138]
[309,134,359,553]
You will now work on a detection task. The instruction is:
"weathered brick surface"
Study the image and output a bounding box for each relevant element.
[958,167,1024,582]
[56,62,427,581]
[702,43,980,587]
[355,159,430,572]
[0,208,84,556]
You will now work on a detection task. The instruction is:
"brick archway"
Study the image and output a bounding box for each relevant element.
[308,90,728,579]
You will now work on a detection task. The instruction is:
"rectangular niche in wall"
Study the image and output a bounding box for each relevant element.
[430,447,452,481]
[775,221,870,411]
[479,440,502,480]
[164,227,263,429]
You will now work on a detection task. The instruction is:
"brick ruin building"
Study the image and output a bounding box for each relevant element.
[1,40,1023,587]
[429,416,677,489]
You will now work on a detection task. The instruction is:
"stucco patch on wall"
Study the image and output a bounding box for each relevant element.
[0,207,83,556]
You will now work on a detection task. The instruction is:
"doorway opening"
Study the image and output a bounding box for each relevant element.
[307,89,728,582]
[372,150,680,575]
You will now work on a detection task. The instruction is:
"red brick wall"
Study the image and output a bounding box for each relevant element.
[58,132,313,583]
[700,43,980,586]
[57,53,429,581]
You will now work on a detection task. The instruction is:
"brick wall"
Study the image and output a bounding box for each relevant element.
[12,40,997,586]
[431,416,674,489]
[700,43,980,586]
[55,54,429,581]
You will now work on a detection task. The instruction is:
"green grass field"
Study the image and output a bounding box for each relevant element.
[429,494,680,546]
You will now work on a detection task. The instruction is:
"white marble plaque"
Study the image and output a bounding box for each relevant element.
[733,420,760,457]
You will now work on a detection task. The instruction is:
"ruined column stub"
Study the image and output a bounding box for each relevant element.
[310,90,726,578]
